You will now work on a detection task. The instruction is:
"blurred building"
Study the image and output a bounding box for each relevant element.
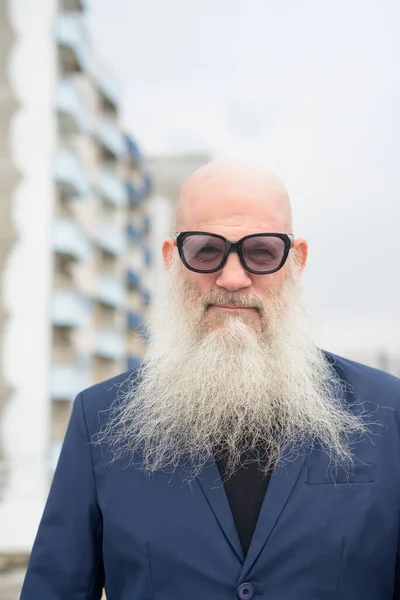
[147,154,210,292]
[0,0,152,556]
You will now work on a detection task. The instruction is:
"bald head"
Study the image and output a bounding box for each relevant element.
[162,157,307,306]
[175,158,292,232]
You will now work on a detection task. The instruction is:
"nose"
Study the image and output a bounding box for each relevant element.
[215,251,252,291]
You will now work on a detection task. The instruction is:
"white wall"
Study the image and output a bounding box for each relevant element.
[0,0,57,552]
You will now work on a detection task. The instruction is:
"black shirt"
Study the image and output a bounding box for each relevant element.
[216,452,271,555]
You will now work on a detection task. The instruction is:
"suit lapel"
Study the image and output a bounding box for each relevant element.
[196,460,244,562]
[239,451,307,580]
[196,449,308,572]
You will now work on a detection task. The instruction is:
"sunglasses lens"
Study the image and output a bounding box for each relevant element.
[181,234,225,271]
[242,236,286,272]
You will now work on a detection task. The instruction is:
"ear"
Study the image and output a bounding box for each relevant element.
[162,238,175,269]
[292,238,308,272]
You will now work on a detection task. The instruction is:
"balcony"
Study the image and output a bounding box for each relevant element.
[126,268,141,290]
[126,355,142,370]
[143,248,153,267]
[98,170,128,207]
[125,134,142,165]
[143,171,153,195]
[60,0,85,11]
[98,223,125,256]
[56,13,87,73]
[97,118,127,159]
[50,363,89,401]
[142,214,151,234]
[54,148,91,198]
[127,309,144,331]
[56,79,90,135]
[126,223,143,244]
[126,181,145,207]
[53,218,91,262]
[52,291,91,328]
[95,330,124,360]
[140,287,151,306]
[97,65,121,112]
[97,275,125,308]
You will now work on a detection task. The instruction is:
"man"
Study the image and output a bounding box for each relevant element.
[21,159,400,599]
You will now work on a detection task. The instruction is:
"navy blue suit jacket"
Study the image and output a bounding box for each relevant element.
[21,353,400,599]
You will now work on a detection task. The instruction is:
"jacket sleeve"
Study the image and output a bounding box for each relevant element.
[395,533,400,598]
[20,392,104,600]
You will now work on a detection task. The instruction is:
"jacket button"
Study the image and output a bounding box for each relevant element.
[237,582,255,600]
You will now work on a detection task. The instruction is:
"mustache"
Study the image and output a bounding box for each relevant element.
[202,291,266,312]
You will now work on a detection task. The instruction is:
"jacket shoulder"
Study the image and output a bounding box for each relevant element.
[77,369,139,433]
[325,350,400,406]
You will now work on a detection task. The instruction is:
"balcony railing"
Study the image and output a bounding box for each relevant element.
[53,218,91,262]
[97,118,128,159]
[127,309,144,331]
[143,171,153,195]
[98,170,128,207]
[143,248,153,267]
[97,275,125,308]
[56,79,90,134]
[125,134,142,165]
[98,223,125,256]
[142,214,151,234]
[95,330,124,360]
[50,363,90,401]
[56,13,87,72]
[126,268,141,290]
[60,0,84,12]
[126,223,143,244]
[126,181,145,206]
[140,287,151,306]
[54,147,91,197]
[97,65,121,112]
[52,291,91,328]
[126,354,143,370]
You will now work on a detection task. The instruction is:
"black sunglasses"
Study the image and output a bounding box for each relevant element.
[174,231,294,275]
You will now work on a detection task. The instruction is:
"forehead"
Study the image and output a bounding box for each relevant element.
[176,169,292,237]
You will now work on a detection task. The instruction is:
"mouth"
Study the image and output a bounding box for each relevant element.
[209,304,257,312]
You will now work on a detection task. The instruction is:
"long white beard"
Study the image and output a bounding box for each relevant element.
[97,255,367,481]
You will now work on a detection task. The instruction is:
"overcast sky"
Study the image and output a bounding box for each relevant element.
[87,0,400,357]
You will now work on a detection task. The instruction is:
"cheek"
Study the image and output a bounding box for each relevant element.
[186,272,217,296]
[252,270,288,299]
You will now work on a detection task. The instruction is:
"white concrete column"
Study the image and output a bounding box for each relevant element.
[0,0,57,553]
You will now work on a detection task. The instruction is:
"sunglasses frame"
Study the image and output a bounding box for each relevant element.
[174,231,295,275]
